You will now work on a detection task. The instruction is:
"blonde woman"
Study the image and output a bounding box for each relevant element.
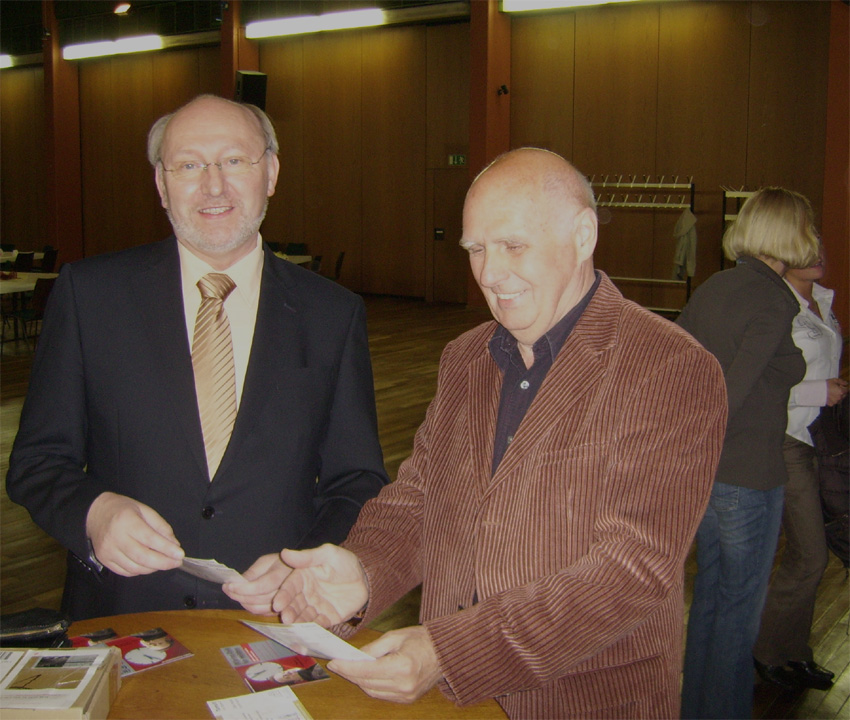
[753,247,847,691]
[676,188,821,719]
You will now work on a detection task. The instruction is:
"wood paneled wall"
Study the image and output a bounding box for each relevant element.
[0,66,46,250]
[261,23,461,297]
[0,2,838,304]
[510,1,832,309]
[78,47,220,258]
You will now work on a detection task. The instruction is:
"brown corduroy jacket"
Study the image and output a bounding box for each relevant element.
[341,273,727,719]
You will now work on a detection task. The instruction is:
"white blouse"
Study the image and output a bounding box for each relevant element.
[785,281,843,446]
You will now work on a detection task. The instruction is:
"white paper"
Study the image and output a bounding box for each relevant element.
[0,651,28,684]
[241,621,374,662]
[207,685,312,720]
[181,557,245,583]
[0,647,111,710]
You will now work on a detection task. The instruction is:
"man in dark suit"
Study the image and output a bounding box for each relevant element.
[6,95,388,620]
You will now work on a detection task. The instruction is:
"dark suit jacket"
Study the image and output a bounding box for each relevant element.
[677,255,804,490]
[7,238,388,620]
[338,274,727,718]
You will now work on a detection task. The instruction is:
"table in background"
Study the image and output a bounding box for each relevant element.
[274,252,312,266]
[0,251,44,263]
[70,609,505,720]
[0,272,59,343]
[0,272,59,295]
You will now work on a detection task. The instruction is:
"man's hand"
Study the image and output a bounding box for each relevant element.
[222,553,293,615]
[85,491,184,576]
[328,626,442,703]
[272,544,368,626]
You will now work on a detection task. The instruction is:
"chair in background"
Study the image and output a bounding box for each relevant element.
[1,277,56,351]
[37,246,59,273]
[13,252,35,272]
[323,251,345,281]
[284,242,308,255]
[0,244,15,252]
[309,255,323,273]
[265,241,282,252]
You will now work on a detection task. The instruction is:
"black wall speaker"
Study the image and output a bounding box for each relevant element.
[235,71,267,110]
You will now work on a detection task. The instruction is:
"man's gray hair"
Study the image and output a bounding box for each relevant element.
[147,94,279,166]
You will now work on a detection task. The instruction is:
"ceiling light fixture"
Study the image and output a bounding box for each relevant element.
[0,55,13,69]
[246,8,385,39]
[502,0,642,11]
[63,34,163,60]
[114,2,132,14]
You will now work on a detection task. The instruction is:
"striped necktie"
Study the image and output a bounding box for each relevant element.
[192,273,237,479]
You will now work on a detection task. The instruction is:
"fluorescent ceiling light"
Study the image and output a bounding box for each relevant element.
[63,34,162,60]
[246,8,385,39]
[0,55,12,69]
[503,0,641,11]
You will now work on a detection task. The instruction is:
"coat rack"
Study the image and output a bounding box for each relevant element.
[720,186,756,269]
[590,174,697,318]
[590,175,695,211]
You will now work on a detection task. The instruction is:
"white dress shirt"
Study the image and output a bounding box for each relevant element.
[178,237,263,408]
[785,281,843,445]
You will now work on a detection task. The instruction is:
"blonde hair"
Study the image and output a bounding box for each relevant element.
[723,187,820,268]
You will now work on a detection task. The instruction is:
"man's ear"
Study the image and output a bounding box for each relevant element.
[572,206,598,263]
[154,165,169,210]
[266,153,280,198]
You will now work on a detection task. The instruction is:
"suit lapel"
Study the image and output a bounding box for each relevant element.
[130,239,208,479]
[467,342,501,493]
[216,252,297,479]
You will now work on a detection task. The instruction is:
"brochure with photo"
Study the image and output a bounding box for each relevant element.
[69,628,119,648]
[99,628,193,677]
[221,640,328,693]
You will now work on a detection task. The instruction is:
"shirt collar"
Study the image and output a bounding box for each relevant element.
[785,280,835,319]
[177,235,264,304]
[490,271,601,370]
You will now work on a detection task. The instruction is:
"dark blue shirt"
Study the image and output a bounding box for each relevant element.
[489,272,601,474]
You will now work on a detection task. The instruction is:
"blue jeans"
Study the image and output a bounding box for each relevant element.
[681,482,784,719]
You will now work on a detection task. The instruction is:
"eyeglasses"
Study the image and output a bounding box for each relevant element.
[162,147,270,181]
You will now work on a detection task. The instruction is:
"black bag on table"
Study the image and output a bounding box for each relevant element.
[0,607,70,648]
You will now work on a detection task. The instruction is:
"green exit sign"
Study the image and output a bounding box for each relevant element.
[448,154,467,166]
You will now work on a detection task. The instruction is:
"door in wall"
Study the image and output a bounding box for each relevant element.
[429,168,469,304]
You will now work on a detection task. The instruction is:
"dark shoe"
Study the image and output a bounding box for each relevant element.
[754,658,801,691]
[787,660,834,691]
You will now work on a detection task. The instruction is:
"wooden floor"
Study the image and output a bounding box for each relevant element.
[1,294,847,718]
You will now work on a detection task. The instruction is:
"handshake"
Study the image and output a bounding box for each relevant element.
[223,544,442,704]
[222,544,368,625]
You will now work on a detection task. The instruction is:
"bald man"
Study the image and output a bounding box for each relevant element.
[266,149,728,718]
[7,95,388,619]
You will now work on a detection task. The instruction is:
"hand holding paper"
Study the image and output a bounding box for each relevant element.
[241,620,373,662]
[272,544,369,626]
[222,553,293,615]
[86,492,184,577]
[328,626,443,703]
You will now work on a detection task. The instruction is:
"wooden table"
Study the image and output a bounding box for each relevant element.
[70,609,505,719]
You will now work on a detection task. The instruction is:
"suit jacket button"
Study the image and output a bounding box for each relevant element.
[183,595,197,608]
[201,506,215,519]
